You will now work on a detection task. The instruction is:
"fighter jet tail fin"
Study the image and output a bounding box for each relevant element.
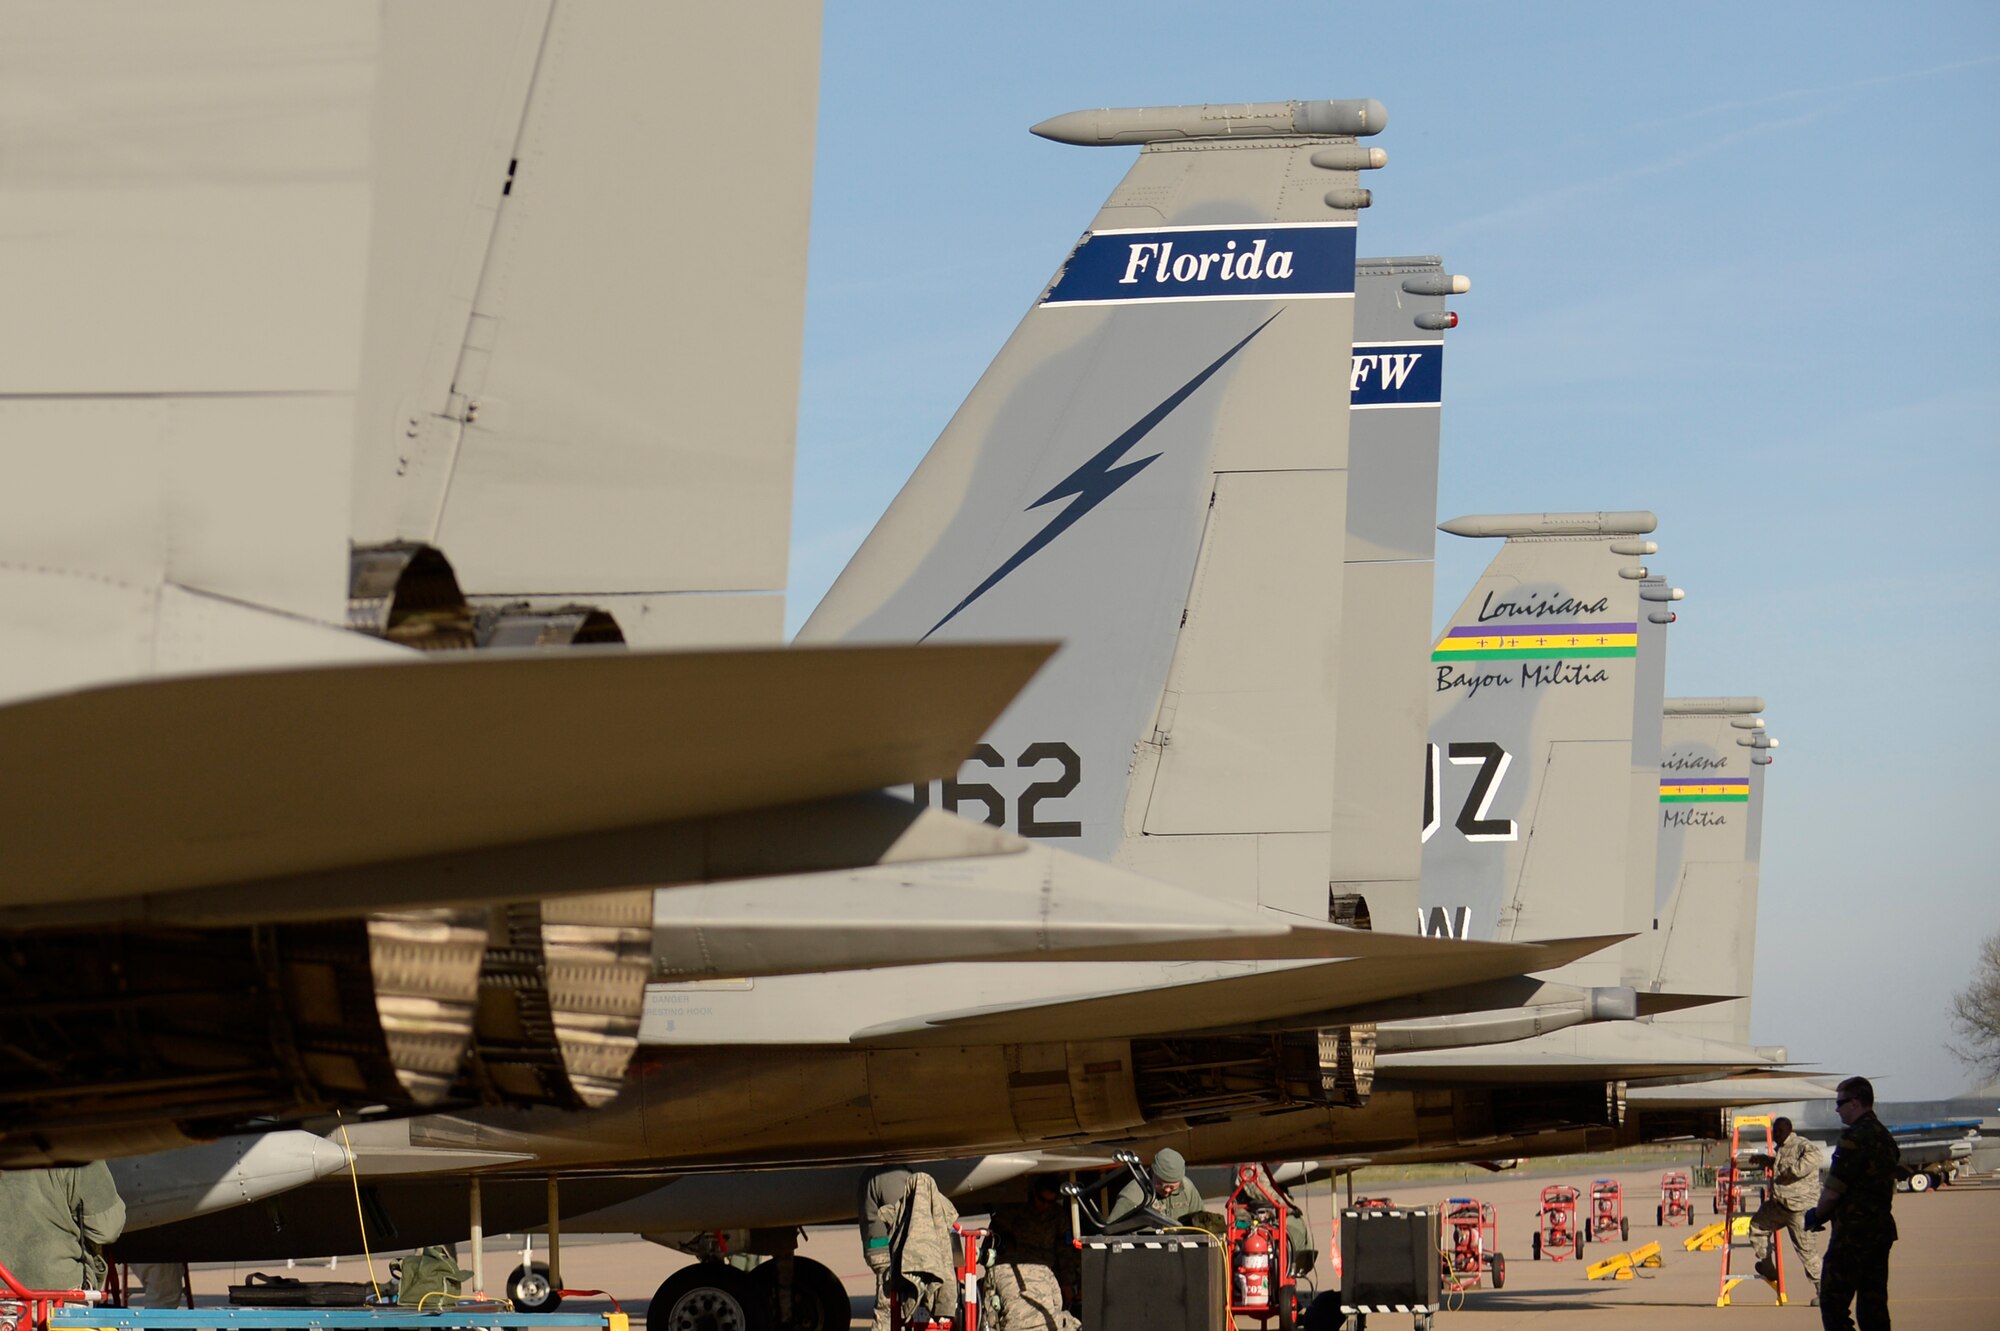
[803,102,1412,920]
[1419,513,1664,989]
[1647,697,1773,1044]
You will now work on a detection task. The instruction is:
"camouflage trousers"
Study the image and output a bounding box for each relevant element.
[989,1262,1074,1331]
[1749,1199,1823,1289]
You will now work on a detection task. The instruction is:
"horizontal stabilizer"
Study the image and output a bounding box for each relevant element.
[98,794,1024,931]
[1375,1022,1775,1086]
[0,642,1052,921]
[1635,991,1738,1016]
[851,934,1626,1047]
[651,847,1492,977]
[1627,1074,1838,1110]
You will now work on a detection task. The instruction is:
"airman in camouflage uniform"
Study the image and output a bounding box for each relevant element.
[1808,1076,1898,1331]
[986,1175,1078,1331]
[1749,1116,1824,1298]
[856,1165,913,1331]
[1105,1148,1205,1225]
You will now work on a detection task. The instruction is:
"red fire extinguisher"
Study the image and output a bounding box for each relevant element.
[1235,1225,1272,1309]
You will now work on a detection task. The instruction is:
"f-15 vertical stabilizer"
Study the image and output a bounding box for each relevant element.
[1330,258,1464,932]
[1649,696,1773,1045]
[1421,512,1662,988]
[803,99,1386,922]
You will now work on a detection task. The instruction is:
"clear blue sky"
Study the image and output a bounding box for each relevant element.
[789,2,2000,1098]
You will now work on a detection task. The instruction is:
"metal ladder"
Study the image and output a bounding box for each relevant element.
[1716,1113,1786,1307]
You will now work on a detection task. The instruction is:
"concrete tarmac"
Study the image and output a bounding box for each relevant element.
[185,1168,2000,1327]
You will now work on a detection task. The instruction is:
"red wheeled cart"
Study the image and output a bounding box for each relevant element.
[1440,1197,1506,1292]
[1586,1179,1628,1245]
[1223,1165,1305,1330]
[1658,1171,1693,1227]
[1531,1185,1585,1262]
[0,1258,104,1331]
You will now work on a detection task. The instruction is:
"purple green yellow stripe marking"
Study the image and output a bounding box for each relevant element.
[1660,777,1750,803]
[1432,621,1639,662]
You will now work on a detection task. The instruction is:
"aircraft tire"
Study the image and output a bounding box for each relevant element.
[507,1263,560,1313]
[650,1264,771,1331]
[1908,1170,1930,1193]
[748,1257,849,1331]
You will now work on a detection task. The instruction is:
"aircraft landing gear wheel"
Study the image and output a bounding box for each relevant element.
[507,1263,559,1313]
[1908,1170,1930,1192]
[748,1257,849,1331]
[650,1264,772,1331]
[1531,1231,1542,1260]
[1490,1252,1506,1289]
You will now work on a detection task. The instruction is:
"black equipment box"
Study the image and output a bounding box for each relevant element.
[1339,1205,1440,1319]
[1080,1234,1226,1331]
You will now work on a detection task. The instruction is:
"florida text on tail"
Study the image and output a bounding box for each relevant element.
[801,99,1387,921]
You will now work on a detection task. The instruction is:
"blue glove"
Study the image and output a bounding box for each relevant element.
[1803,1207,1826,1233]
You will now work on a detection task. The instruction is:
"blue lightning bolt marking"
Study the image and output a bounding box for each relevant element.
[923,311,1282,640]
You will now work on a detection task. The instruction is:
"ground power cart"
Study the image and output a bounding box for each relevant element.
[1531,1185,1584,1261]
[1658,1170,1693,1227]
[1585,1179,1628,1244]
[1439,1198,1505,1292]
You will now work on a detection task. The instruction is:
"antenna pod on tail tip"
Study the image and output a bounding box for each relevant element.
[1438,512,1658,538]
[1032,98,1387,145]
